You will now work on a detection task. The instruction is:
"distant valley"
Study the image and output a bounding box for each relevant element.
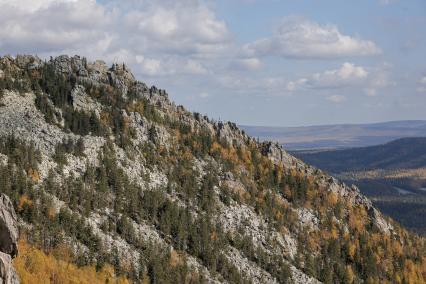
[241,120,426,150]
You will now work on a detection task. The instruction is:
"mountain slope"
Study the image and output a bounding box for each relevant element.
[241,122,426,150]
[0,55,425,284]
[293,138,426,235]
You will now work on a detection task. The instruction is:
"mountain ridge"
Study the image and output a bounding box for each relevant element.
[0,54,425,283]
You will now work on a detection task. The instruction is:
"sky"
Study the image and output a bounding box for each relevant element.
[0,0,425,127]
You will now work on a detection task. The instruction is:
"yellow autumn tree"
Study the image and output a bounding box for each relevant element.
[14,240,131,284]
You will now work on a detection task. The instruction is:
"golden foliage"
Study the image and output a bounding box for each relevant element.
[28,168,40,183]
[283,185,292,200]
[348,242,357,261]
[100,111,111,127]
[348,206,367,232]
[403,259,425,284]
[127,101,145,116]
[47,207,56,220]
[326,192,338,207]
[14,240,130,284]
[346,265,355,284]
[392,240,403,257]
[209,142,222,157]
[18,195,33,212]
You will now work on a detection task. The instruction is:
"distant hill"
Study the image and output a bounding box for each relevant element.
[292,137,426,174]
[241,121,426,150]
[292,137,426,235]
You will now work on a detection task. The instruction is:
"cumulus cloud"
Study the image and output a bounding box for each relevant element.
[135,56,208,76]
[229,58,262,71]
[326,95,346,103]
[123,1,231,56]
[287,63,369,90]
[0,0,231,76]
[244,17,381,59]
[286,62,395,101]
[0,0,77,12]
[0,0,112,55]
[217,75,287,94]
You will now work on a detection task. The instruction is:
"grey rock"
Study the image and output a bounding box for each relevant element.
[216,121,249,147]
[0,194,18,257]
[52,55,73,75]
[15,55,42,71]
[71,85,102,115]
[0,252,19,284]
[0,194,19,284]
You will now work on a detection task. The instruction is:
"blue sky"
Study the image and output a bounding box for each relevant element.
[0,0,425,126]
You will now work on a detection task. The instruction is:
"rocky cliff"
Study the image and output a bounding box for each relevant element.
[0,55,424,283]
[0,194,19,284]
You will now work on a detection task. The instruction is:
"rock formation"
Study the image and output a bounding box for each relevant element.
[0,194,19,284]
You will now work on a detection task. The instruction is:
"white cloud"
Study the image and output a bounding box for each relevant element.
[244,17,381,59]
[218,75,287,94]
[287,63,395,99]
[135,55,207,76]
[0,0,113,56]
[286,79,307,91]
[364,88,377,97]
[0,0,230,77]
[288,63,369,90]
[326,95,346,103]
[229,58,262,71]
[136,56,163,76]
[123,2,231,57]
[0,0,78,12]
[419,76,426,84]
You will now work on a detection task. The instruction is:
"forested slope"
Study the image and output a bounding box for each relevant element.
[0,55,424,284]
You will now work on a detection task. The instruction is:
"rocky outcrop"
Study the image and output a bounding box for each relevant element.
[261,141,305,170]
[0,194,19,284]
[71,85,102,115]
[0,195,18,258]
[216,121,250,146]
